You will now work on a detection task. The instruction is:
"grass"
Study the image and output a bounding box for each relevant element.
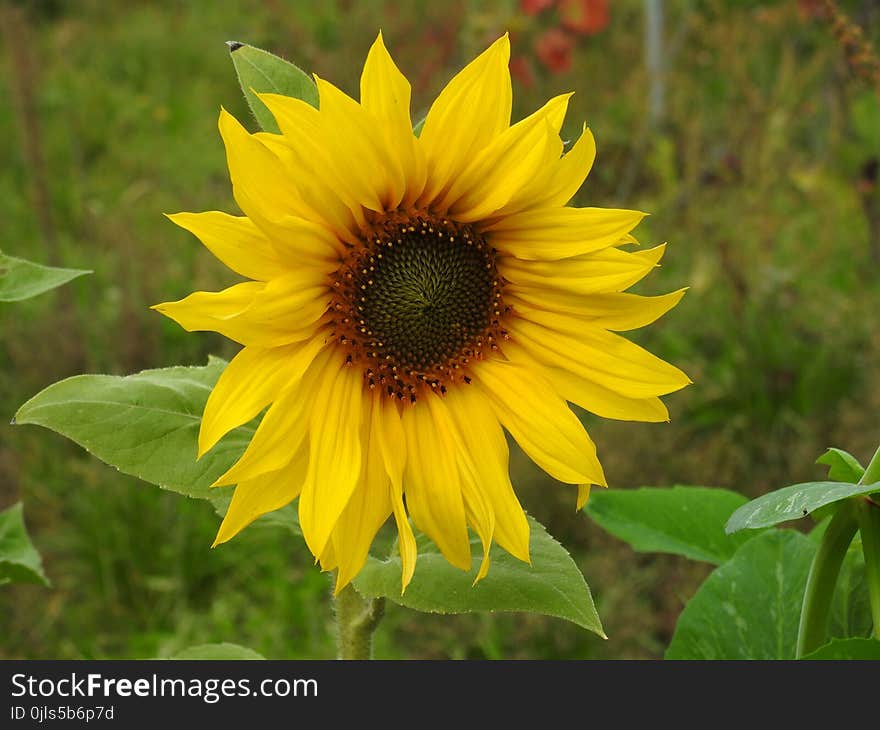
[1,0,879,659]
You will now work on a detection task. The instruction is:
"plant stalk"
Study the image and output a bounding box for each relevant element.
[856,498,880,639]
[796,500,858,658]
[334,582,385,660]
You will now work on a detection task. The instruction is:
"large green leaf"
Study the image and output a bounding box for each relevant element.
[0,252,89,302]
[726,481,880,533]
[666,530,814,659]
[0,502,49,587]
[354,516,603,635]
[228,42,318,133]
[167,643,265,660]
[14,358,251,500]
[801,638,880,660]
[816,448,865,483]
[585,486,757,565]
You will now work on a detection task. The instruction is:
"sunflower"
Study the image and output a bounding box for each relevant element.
[154,32,690,592]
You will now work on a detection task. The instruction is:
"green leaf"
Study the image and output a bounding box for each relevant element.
[666,530,814,659]
[801,638,880,660]
[354,516,603,635]
[167,643,265,660]
[413,115,425,137]
[816,448,865,483]
[726,481,880,533]
[585,486,757,564]
[228,42,318,133]
[0,252,89,302]
[14,358,251,501]
[0,502,50,587]
[829,541,873,640]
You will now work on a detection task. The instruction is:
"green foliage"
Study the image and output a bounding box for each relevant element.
[665,530,813,660]
[0,252,89,302]
[228,42,318,133]
[586,446,880,659]
[829,543,873,641]
[167,642,265,660]
[816,448,865,484]
[355,517,604,636]
[725,481,880,534]
[3,0,880,661]
[585,486,758,564]
[14,358,249,501]
[801,638,880,660]
[0,503,49,587]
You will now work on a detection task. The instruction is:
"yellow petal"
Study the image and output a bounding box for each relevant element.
[475,358,606,486]
[166,211,286,281]
[332,398,394,593]
[198,335,328,457]
[252,210,344,268]
[402,399,471,571]
[485,207,646,261]
[504,341,669,422]
[218,109,314,237]
[232,269,330,346]
[252,128,364,240]
[155,268,329,347]
[548,364,670,422]
[318,539,337,573]
[418,35,512,204]
[510,317,692,398]
[372,394,417,591]
[152,281,264,343]
[518,124,599,216]
[211,368,314,487]
[444,386,530,564]
[440,95,572,221]
[314,76,404,211]
[390,479,417,593]
[373,394,407,496]
[501,243,667,296]
[298,355,364,558]
[360,32,427,207]
[212,444,309,546]
[510,288,686,331]
[425,394,494,583]
[576,484,592,511]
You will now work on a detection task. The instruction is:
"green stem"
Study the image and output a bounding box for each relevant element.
[797,500,858,658]
[860,444,880,487]
[334,582,385,660]
[856,498,880,639]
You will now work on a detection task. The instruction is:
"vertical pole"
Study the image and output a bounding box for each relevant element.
[645,0,665,129]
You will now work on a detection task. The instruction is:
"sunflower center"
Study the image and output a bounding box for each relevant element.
[330,213,508,402]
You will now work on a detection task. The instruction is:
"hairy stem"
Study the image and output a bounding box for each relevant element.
[334,582,385,660]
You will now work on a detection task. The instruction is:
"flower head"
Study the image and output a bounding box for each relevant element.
[154,33,690,592]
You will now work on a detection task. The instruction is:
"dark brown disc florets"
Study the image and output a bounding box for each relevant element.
[329,212,509,403]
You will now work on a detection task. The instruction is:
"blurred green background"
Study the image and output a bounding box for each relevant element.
[2,0,879,659]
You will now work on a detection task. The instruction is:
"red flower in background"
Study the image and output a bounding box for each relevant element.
[558,0,610,35]
[509,54,536,88]
[535,27,573,73]
[796,0,827,21]
[520,0,555,16]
